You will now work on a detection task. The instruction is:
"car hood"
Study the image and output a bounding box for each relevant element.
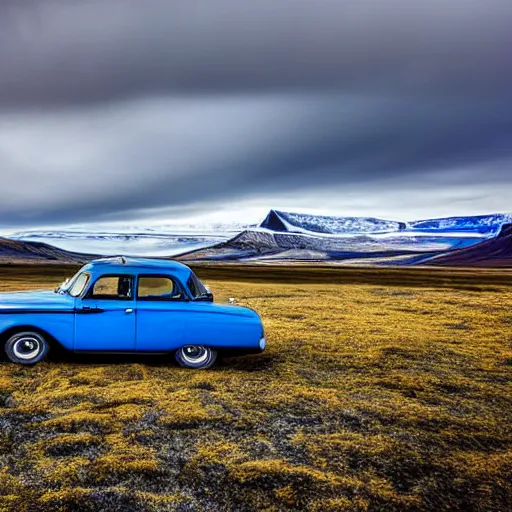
[0,290,75,312]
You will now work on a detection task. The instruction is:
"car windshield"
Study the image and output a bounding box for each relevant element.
[68,273,90,297]
[57,271,90,297]
[187,272,209,298]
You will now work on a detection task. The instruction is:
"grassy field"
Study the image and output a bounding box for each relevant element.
[0,265,511,511]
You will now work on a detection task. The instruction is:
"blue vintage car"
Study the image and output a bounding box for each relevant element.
[0,257,266,368]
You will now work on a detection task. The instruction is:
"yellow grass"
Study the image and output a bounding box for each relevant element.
[0,264,511,511]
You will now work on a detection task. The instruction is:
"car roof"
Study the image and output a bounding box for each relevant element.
[82,257,192,277]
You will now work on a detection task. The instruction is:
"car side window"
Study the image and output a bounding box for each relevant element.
[138,276,184,300]
[88,275,134,300]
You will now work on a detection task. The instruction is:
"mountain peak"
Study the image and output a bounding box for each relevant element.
[498,223,512,238]
[260,210,288,232]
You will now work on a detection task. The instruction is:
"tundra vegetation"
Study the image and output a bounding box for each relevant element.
[0,264,511,512]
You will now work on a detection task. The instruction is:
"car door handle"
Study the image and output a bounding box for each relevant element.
[125,308,134,314]
[77,306,104,314]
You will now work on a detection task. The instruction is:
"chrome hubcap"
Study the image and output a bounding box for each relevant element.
[13,337,41,360]
[181,345,209,364]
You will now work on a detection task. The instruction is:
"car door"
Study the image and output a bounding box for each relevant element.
[135,274,186,351]
[74,274,136,351]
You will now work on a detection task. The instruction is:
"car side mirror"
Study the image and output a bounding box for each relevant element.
[193,293,214,302]
[55,278,70,293]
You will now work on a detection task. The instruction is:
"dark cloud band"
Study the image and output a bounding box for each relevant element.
[1,0,511,109]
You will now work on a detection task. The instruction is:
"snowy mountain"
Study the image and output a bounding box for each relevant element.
[260,210,406,234]
[409,213,512,234]
[260,209,512,237]
[4,210,512,265]
[178,210,512,264]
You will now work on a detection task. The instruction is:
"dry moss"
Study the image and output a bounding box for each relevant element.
[35,411,113,434]
[158,388,228,428]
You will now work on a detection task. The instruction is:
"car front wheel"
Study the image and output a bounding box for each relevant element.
[5,331,50,365]
[175,345,217,369]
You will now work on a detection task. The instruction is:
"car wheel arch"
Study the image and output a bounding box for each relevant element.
[0,325,63,353]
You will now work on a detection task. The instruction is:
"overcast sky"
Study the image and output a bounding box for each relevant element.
[1,0,511,229]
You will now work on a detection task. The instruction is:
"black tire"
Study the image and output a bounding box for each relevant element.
[5,331,49,365]
[175,345,217,369]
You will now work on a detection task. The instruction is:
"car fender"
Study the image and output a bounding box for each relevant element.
[180,303,263,350]
[0,313,74,351]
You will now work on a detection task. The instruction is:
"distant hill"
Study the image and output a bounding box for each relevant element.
[176,228,461,263]
[0,237,93,264]
[177,230,279,262]
[426,224,512,267]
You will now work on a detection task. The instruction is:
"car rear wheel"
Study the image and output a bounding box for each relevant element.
[175,345,217,369]
[5,332,49,365]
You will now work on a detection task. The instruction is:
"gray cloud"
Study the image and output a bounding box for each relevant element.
[1,0,512,107]
[0,1,511,227]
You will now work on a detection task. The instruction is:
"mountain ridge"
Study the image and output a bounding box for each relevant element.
[0,237,94,264]
[260,209,407,234]
[2,209,512,266]
[259,209,512,236]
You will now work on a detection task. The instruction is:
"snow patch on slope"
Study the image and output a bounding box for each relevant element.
[409,213,512,234]
[260,209,405,234]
